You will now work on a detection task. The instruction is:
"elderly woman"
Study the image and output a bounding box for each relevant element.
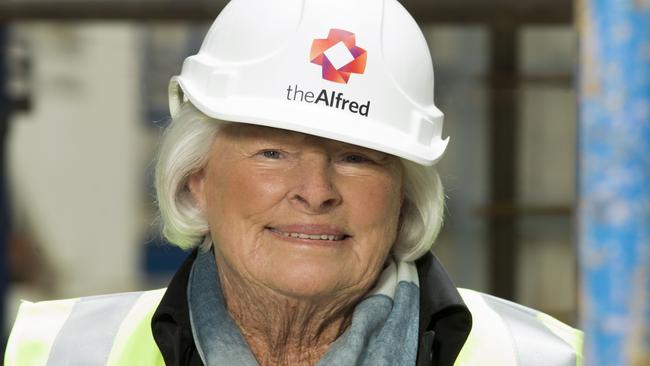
[5,0,583,365]
[151,103,447,365]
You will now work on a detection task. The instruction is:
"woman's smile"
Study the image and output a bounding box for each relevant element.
[265,224,351,247]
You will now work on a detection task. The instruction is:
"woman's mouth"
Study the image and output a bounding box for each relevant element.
[266,227,350,242]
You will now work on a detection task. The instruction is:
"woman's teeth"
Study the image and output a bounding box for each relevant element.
[270,228,345,241]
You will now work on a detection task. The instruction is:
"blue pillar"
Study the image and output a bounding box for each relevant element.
[578,1,650,365]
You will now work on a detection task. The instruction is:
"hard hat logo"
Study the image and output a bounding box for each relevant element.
[310,29,367,84]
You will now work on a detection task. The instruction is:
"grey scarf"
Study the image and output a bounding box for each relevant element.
[188,242,420,365]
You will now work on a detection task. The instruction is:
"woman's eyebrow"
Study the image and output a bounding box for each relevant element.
[338,143,389,157]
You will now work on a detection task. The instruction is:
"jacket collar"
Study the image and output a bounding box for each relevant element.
[151,249,203,366]
[415,252,473,366]
[152,249,472,366]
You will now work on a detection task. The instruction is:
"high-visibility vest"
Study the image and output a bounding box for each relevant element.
[4,288,583,366]
[454,289,583,366]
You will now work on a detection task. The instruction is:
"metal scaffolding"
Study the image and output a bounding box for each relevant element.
[578,0,650,364]
[0,25,9,359]
[0,0,571,24]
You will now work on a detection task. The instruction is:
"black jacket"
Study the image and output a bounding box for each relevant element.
[151,250,472,366]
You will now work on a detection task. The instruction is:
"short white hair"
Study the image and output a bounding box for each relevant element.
[155,102,445,261]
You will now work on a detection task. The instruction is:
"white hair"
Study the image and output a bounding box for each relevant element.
[155,102,445,261]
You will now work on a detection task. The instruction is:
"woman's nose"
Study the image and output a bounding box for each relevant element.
[289,157,342,213]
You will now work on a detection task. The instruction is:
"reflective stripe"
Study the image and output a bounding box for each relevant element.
[456,288,583,366]
[5,298,78,366]
[537,313,584,366]
[455,289,518,365]
[106,289,166,366]
[46,291,143,366]
[480,293,578,366]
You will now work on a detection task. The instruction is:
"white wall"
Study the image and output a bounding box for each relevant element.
[8,23,147,301]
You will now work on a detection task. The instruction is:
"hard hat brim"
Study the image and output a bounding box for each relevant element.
[169,77,448,166]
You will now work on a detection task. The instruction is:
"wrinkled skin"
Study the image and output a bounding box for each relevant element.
[188,124,404,365]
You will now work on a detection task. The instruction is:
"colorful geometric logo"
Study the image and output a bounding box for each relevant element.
[310,29,367,84]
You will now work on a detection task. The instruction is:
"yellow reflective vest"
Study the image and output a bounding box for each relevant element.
[4,288,583,366]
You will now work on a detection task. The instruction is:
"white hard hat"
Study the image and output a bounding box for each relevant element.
[169,0,448,166]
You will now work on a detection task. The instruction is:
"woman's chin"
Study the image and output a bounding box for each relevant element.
[257,262,354,301]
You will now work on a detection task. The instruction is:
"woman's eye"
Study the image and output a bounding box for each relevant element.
[342,154,371,164]
[260,150,282,159]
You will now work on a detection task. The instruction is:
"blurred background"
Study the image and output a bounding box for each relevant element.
[0,0,648,365]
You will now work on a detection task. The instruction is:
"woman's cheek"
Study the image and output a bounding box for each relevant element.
[353,176,401,211]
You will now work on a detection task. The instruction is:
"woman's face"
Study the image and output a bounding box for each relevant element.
[189,124,404,302]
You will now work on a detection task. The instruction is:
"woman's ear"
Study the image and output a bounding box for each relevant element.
[187,169,207,213]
